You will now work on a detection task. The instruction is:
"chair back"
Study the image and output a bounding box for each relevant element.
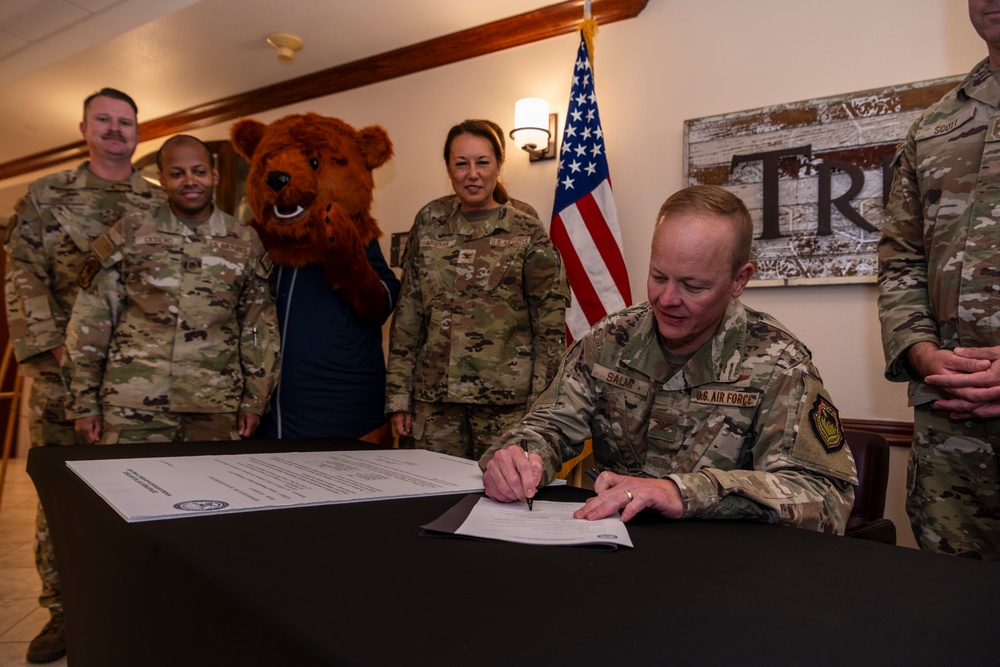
[843,429,889,530]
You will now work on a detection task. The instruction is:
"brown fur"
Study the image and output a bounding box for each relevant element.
[230,113,394,326]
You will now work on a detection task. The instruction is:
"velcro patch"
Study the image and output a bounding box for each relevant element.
[89,234,115,262]
[490,236,531,246]
[457,249,476,264]
[691,388,761,408]
[916,106,976,141]
[207,240,248,255]
[136,235,181,246]
[809,396,845,452]
[421,239,454,249]
[592,364,649,395]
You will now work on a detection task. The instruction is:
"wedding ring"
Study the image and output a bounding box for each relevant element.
[624,490,634,502]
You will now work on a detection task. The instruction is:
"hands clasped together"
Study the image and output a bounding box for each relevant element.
[911,342,1000,419]
[483,444,685,522]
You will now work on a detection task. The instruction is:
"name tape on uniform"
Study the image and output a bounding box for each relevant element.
[691,388,761,408]
[592,364,649,396]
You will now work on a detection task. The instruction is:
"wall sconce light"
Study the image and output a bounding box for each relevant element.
[267,32,303,62]
[509,98,557,162]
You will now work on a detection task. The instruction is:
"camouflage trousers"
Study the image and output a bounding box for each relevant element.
[907,405,1000,561]
[409,401,526,461]
[28,372,85,614]
[99,406,240,444]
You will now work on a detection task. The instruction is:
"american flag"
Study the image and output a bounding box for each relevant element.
[550,33,631,344]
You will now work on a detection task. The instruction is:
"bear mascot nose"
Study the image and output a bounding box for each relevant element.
[267,171,291,192]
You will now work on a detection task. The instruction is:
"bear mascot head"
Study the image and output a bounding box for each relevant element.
[230,113,393,326]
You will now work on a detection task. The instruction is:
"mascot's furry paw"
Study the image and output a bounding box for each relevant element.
[231,112,393,326]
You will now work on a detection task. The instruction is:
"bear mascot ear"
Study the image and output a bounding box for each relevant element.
[356,125,394,171]
[230,119,267,160]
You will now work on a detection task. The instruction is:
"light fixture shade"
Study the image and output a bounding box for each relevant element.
[512,98,551,150]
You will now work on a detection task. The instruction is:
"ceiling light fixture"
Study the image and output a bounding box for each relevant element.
[267,33,303,62]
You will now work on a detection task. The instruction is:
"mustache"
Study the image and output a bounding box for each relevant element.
[101,131,126,140]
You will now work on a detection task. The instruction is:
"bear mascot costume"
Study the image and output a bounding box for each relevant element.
[231,113,399,445]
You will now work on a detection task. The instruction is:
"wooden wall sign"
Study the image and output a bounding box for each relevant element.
[684,74,964,285]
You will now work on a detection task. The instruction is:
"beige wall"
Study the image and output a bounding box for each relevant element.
[3,0,986,544]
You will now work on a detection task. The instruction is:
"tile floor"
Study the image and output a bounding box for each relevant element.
[0,456,66,666]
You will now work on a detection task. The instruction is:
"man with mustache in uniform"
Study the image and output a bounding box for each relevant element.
[5,88,165,662]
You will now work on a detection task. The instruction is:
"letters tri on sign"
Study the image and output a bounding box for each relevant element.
[683,74,963,285]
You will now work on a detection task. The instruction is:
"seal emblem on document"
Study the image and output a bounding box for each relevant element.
[173,500,229,512]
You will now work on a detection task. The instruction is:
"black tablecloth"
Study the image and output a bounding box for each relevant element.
[28,439,1000,666]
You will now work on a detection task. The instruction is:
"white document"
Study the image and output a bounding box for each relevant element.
[67,449,485,522]
[454,497,632,549]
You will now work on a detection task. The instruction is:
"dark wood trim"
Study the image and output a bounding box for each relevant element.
[843,418,913,447]
[0,0,648,182]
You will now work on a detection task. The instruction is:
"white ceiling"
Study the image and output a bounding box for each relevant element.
[0,0,555,169]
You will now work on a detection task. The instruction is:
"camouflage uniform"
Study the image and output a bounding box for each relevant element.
[480,300,858,534]
[62,202,280,442]
[4,162,165,613]
[878,58,1000,560]
[386,196,568,459]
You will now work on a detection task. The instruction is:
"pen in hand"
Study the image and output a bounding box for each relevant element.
[585,468,600,483]
[520,443,533,511]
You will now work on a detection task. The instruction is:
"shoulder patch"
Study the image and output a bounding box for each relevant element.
[256,252,273,279]
[809,396,845,453]
[78,255,101,290]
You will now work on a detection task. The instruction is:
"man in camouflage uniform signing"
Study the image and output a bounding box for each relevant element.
[481,185,857,534]
[877,0,1000,560]
[62,135,279,445]
[4,88,164,663]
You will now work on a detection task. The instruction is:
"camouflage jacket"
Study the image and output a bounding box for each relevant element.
[4,163,165,376]
[879,58,1000,403]
[385,197,568,412]
[62,204,280,417]
[480,301,857,534]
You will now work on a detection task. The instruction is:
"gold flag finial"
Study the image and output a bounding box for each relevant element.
[579,18,599,73]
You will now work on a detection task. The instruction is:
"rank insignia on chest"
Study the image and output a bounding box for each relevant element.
[78,255,100,289]
[457,249,476,264]
[809,396,845,452]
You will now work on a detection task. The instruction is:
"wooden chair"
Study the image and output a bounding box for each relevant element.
[0,341,23,516]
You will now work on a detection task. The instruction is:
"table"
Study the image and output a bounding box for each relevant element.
[28,438,1000,666]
